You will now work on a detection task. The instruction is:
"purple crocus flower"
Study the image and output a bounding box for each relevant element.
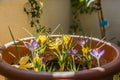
[24,39,38,52]
[77,38,88,47]
[68,49,78,55]
[41,57,46,64]
[90,48,105,59]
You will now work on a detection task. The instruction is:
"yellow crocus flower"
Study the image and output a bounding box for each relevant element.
[62,35,71,45]
[33,57,41,64]
[36,35,48,44]
[49,38,62,50]
[19,56,34,69]
[82,47,89,55]
[34,68,39,72]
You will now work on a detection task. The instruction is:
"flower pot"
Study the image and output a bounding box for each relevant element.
[0,35,120,80]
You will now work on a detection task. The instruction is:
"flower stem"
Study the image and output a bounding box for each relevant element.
[59,62,65,72]
[97,58,100,67]
[72,55,76,71]
[43,64,46,72]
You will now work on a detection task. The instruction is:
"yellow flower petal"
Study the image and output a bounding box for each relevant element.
[25,63,34,68]
[49,38,62,50]
[33,57,41,64]
[34,68,39,72]
[19,56,29,65]
[82,47,89,55]
[19,64,26,69]
[62,35,71,45]
[37,35,48,44]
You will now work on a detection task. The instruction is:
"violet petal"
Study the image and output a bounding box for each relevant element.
[32,40,38,48]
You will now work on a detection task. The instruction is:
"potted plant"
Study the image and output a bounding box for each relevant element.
[0,27,120,80]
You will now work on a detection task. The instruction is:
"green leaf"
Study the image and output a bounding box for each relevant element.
[39,46,46,53]
[52,51,59,59]
[8,26,21,60]
[7,51,16,58]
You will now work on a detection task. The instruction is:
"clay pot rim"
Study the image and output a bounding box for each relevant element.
[3,35,111,48]
[0,35,120,79]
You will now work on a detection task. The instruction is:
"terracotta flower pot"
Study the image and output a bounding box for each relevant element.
[0,35,120,80]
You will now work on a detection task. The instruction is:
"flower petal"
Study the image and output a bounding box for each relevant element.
[37,35,48,44]
[25,63,34,68]
[19,56,29,65]
[24,42,32,49]
[32,40,38,48]
[42,57,46,64]
[62,35,70,45]
[90,48,105,59]
[73,49,78,54]
[68,49,78,55]
[99,50,105,57]
[90,49,97,57]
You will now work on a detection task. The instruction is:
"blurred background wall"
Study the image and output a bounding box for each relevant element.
[0,0,71,45]
[0,0,120,45]
[79,0,120,43]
